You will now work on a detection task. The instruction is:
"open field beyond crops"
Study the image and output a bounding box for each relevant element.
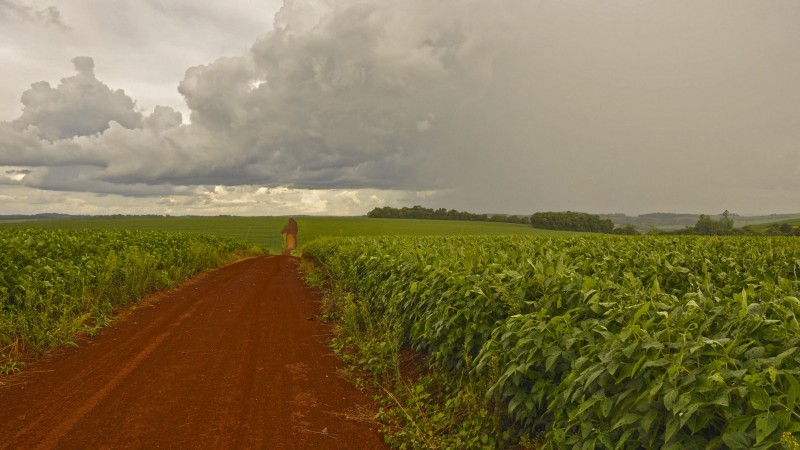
[0,216,566,253]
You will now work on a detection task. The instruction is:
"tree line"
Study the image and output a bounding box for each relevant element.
[367,206,530,224]
[530,210,762,236]
[530,211,617,233]
[650,211,746,236]
[368,206,799,236]
[367,207,633,232]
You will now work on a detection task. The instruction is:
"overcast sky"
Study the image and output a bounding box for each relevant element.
[1,0,800,216]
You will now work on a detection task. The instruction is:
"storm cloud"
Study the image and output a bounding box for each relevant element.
[2,0,800,215]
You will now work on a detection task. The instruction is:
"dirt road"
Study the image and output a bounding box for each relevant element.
[0,255,387,449]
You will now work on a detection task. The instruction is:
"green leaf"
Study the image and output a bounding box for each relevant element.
[618,327,632,342]
[722,431,752,449]
[611,412,641,430]
[545,354,559,372]
[580,419,594,439]
[639,408,658,434]
[599,396,612,419]
[705,436,725,450]
[632,302,650,323]
[775,347,798,361]
[726,415,755,433]
[575,396,601,417]
[708,389,730,407]
[663,388,678,411]
[597,431,614,449]
[755,413,778,445]
[784,372,800,410]
[774,410,792,428]
[664,416,680,443]
[661,444,682,450]
[614,427,636,450]
[622,341,638,359]
[750,387,771,411]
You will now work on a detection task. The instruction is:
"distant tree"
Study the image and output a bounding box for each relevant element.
[694,214,716,235]
[489,214,530,224]
[764,224,783,236]
[694,211,737,236]
[530,211,614,233]
[611,224,640,235]
[720,210,735,231]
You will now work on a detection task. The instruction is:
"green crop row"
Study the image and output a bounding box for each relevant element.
[0,228,261,373]
[305,235,800,449]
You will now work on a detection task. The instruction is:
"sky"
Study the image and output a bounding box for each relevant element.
[1,0,800,217]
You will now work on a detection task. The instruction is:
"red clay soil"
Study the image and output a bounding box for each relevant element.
[0,255,388,449]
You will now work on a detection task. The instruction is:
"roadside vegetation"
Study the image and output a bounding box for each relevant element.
[305,235,800,449]
[0,228,261,373]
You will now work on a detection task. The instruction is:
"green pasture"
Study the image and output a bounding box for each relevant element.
[745,218,800,232]
[0,216,567,252]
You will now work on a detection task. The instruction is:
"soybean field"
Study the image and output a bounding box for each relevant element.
[305,235,800,449]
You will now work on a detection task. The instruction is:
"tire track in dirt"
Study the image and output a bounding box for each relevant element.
[29,329,172,450]
[0,255,387,449]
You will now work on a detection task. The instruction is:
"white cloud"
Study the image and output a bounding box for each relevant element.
[12,57,143,140]
[0,181,421,216]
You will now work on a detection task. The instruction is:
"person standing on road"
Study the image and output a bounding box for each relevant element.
[282,217,298,255]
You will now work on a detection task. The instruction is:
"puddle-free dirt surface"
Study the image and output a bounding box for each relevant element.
[0,255,387,449]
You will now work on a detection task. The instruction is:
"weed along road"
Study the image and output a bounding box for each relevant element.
[0,255,387,449]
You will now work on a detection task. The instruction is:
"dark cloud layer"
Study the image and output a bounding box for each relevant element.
[2,0,800,215]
